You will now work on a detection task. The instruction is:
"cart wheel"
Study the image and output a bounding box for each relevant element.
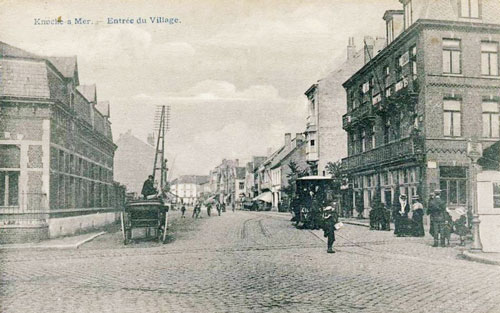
[162,212,169,243]
[120,212,127,245]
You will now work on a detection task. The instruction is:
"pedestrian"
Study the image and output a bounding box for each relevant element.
[181,204,186,218]
[393,193,410,237]
[206,203,212,217]
[428,190,447,247]
[232,202,235,213]
[216,202,222,216]
[321,206,339,254]
[409,195,425,237]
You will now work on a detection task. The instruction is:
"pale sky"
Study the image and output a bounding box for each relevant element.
[0,0,400,178]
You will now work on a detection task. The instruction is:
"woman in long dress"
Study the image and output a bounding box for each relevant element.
[410,195,425,237]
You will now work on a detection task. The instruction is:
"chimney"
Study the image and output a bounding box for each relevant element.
[147,133,155,146]
[284,133,292,150]
[347,37,356,60]
[363,36,375,65]
[295,133,304,144]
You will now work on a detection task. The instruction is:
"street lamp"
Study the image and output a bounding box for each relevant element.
[467,140,483,251]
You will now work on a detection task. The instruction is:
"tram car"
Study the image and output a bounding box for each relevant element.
[293,176,340,229]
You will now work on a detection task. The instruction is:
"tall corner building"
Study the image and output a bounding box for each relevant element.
[341,0,500,214]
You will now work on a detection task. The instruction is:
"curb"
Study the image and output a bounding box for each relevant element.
[342,220,370,228]
[462,250,500,266]
[0,231,106,250]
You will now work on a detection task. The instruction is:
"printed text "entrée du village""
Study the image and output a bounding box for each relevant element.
[108,17,181,24]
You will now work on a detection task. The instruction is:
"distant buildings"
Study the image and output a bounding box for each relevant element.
[341,0,500,215]
[304,36,385,176]
[0,42,124,243]
[170,175,209,205]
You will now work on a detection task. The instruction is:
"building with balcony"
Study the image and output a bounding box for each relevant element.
[0,42,124,243]
[341,0,500,215]
[304,36,385,176]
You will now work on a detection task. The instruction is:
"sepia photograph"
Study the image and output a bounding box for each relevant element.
[1,0,500,312]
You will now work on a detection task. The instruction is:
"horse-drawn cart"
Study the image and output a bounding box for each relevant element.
[121,199,169,245]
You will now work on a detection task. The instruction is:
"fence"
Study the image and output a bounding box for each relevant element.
[0,192,49,226]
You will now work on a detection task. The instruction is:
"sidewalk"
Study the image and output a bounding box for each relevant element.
[462,250,500,266]
[0,231,105,250]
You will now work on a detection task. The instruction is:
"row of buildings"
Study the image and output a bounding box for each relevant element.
[190,0,500,219]
[0,42,125,243]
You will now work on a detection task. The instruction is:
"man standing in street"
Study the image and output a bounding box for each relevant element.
[180,204,186,218]
[428,190,447,247]
[321,206,339,254]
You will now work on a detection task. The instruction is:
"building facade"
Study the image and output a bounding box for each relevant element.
[170,175,209,205]
[304,36,385,176]
[0,42,124,243]
[341,0,500,215]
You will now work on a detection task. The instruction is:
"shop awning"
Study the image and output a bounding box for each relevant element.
[253,192,272,203]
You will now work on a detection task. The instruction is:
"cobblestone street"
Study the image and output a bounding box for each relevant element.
[1,210,500,313]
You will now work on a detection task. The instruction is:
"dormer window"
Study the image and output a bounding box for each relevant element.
[404,0,413,29]
[460,0,480,18]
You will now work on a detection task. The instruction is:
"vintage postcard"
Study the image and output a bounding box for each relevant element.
[1,0,500,312]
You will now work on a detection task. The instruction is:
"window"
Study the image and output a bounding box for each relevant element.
[361,130,366,152]
[410,46,417,79]
[460,0,480,18]
[404,0,413,29]
[239,182,244,190]
[493,183,500,208]
[482,101,499,138]
[310,139,315,147]
[371,126,376,148]
[443,99,462,137]
[443,39,461,74]
[0,171,19,206]
[440,166,467,206]
[481,42,499,76]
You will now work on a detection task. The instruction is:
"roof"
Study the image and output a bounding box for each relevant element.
[76,84,97,103]
[172,175,210,185]
[96,100,110,117]
[0,58,50,99]
[270,137,306,169]
[0,41,40,59]
[47,56,77,78]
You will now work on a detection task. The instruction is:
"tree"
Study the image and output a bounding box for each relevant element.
[325,161,342,183]
[281,160,308,211]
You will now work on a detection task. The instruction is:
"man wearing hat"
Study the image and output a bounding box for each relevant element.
[321,206,339,253]
[428,189,447,247]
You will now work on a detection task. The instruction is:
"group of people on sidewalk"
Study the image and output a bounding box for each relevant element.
[368,189,470,246]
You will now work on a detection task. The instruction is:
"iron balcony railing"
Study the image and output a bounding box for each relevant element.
[342,136,421,173]
[0,192,49,226]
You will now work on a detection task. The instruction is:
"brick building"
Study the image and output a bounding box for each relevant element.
[304,36,385,176]
[341,0,500,215]
[0,42,124,243]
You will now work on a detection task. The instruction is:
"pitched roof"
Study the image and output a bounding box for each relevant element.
[0,58,50,99]
[0,41,40,59]
[173,175,210,185]
[76,84,96,103]
[96,100,110,117]
[47,56,77,78]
